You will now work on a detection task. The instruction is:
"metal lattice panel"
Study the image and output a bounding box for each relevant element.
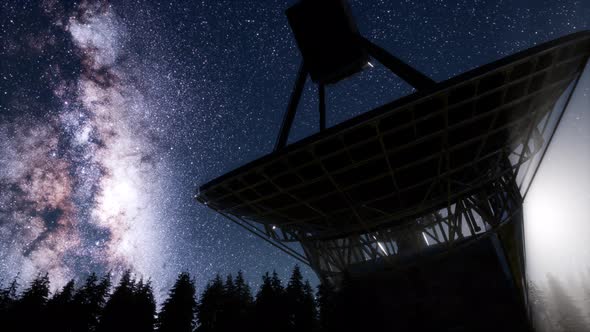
[300,170,524,277]
[197,32,590,243]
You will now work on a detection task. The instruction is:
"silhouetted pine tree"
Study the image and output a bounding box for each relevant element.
[0,277,19,307]
[98,272,156,332]
[97,271,137,332]
[12,273,50,332]
[286,266,304,325]
[196,274,225,332]
[546,273,589,332]
[71,273,111,332]
[578,269,590,327]
[235,271,253,304]
[217,274,237,332]
[302,280,318,331]
[584,278,590,325]
[157,272,197,332]
[316,277,336,332]
[286,265,317,332]
[45,279,76,332]
[254,271,289,332]
[0,275,19,328]
[214,271,254,332]
[528,280,551,332]
[234,270,254,328]
[134,279,157,332]
[224,274,235,295]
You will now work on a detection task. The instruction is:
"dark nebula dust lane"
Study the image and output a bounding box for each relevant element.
[0,0,170,290]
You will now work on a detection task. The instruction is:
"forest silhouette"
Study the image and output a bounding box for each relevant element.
[1,267,589,332]
[0,265,336,332]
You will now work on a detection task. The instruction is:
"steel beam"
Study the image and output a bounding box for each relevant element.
[275,62,308,151]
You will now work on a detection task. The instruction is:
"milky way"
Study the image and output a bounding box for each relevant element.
[0,0,169,289]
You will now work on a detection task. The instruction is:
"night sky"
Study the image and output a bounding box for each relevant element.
[1,0,589,299]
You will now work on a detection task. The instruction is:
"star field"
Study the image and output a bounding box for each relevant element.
[1,0,590,299]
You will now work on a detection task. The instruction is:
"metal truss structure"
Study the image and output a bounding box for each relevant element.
[197,32,590,283]
[297,169,524,278]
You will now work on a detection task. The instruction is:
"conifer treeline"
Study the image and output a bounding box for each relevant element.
[0,265,336,332]
[528,273,590,332]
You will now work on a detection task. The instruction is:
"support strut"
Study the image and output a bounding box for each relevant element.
[275,62,308,151]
